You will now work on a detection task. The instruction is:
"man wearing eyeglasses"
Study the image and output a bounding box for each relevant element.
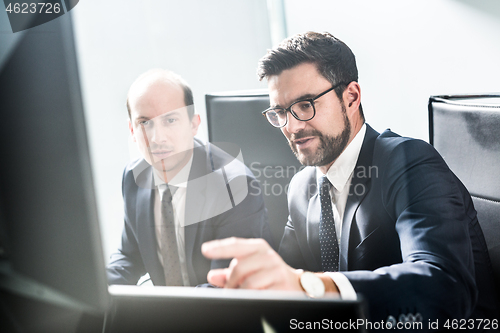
[202,32,497,327]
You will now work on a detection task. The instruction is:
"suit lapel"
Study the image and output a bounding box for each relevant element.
[339,125,379,271]
[306,190,323,271]
[134,164,166,285]
[184,141,209,284]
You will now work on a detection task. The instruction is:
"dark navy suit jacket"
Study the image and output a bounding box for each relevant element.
[279,124,498,327]
[107,138,273,286]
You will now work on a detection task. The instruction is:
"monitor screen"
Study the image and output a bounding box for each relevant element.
[0,9,109,318]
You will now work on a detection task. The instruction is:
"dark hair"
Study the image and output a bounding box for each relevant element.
[126,69,194,119]
[257,31,364,120]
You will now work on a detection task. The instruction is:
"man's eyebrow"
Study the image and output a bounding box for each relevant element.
[160,111,180,118]
[271,93,316,109]
[293,93,316,102]
[135,110,182,123]
[135,116,149,123]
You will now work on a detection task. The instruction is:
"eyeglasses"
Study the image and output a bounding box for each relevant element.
[262,83,345,128]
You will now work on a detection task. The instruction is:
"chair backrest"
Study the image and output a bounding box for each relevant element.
[205,90,303,248]
[428,94,500,296]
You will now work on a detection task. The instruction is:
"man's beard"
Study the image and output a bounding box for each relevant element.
[288,104,351,167]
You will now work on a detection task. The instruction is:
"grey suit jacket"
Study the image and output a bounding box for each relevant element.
[107,138,273,286]
[279,124,498,328]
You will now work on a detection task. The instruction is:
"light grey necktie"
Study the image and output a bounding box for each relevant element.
[160,184,183,286]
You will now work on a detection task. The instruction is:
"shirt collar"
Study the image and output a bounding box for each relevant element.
[317,123,367,192]
[153,153,194,189]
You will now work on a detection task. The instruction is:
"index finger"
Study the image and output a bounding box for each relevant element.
[202,237,269,259]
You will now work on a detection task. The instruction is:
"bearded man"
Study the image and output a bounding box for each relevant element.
[202,32,498,329]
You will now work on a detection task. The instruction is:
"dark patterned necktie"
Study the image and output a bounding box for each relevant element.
[319,176,340,272]
[160,184,183,286]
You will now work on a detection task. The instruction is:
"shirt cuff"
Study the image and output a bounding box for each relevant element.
[325,272,357,300]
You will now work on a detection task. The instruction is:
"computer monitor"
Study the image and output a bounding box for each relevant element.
[0,9,109,330]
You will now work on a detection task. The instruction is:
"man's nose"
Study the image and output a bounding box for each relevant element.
[150,125,168,145]
[284,111,306,134]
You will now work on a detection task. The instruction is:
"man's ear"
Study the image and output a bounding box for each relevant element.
[128,119,136,142]
[191,114,201,136]
[343,81,361,117]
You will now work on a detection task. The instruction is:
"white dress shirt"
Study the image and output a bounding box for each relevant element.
[317,123,367,300]
[153,155,193,286]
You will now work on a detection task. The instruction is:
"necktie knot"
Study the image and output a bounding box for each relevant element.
[167,184,178,197]
[319,176,332,196]
[160,184,178,202]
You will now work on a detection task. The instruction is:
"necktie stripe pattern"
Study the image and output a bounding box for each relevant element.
[319,176,340,272]
[160,185,183,286]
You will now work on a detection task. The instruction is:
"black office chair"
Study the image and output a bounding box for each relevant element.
[205,90,303,248]
[428,94,500,304]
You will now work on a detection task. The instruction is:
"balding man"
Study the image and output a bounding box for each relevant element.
[106,69,272,286]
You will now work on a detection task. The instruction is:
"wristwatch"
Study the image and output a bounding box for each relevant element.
[299,271,325,298]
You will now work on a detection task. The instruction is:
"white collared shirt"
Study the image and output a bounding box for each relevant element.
[153,154,193,286]
[317,123,367,300]
[316,123,367,245]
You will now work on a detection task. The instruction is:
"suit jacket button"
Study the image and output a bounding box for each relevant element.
[399,314,407,323]
[386,315,397,329]
[414,313,423,322]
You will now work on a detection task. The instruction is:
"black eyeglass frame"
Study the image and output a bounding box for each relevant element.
[262,82,346,128]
